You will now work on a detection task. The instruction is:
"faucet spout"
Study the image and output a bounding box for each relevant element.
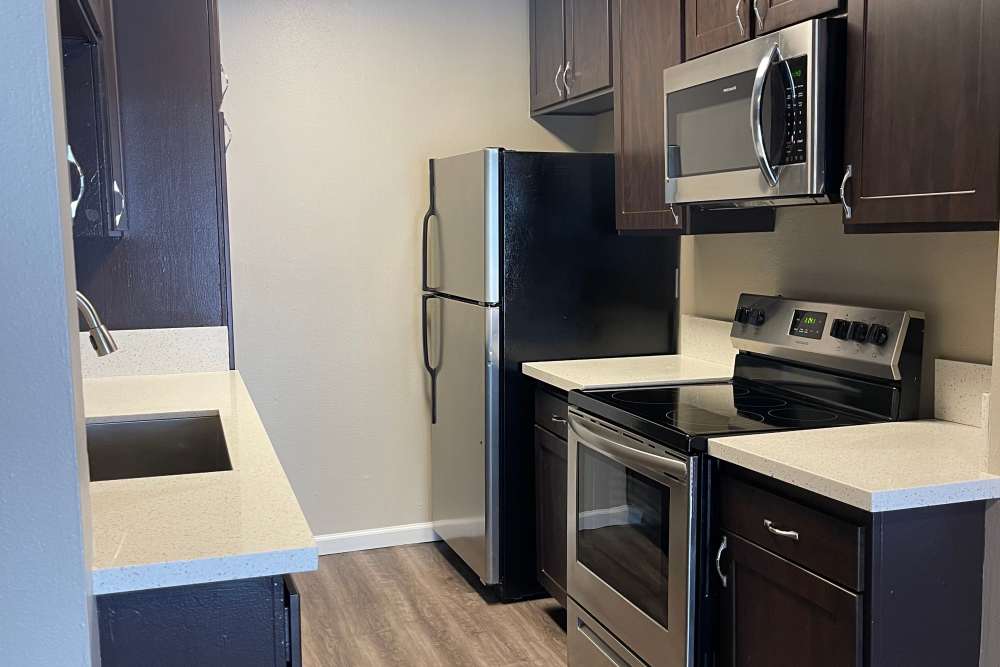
[76,291,118,357]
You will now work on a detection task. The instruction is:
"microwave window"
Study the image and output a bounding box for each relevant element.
[673,96,759,177]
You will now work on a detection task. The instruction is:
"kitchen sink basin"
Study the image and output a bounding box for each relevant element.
[86,414,231,482]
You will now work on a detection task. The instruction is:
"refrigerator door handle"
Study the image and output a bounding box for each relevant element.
[422,294,440,423]
[421,159,436,292]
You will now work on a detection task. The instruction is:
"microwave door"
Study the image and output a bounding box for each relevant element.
[751,46,796,188]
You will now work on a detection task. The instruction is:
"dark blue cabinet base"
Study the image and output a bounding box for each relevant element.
[97,575,301,667]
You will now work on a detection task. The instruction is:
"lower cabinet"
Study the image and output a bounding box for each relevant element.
[715,467,986,667]
[97,575,301,667]
[534,386,569,606]
[718,533,861,667]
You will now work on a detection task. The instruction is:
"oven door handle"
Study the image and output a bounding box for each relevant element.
[750,41,786,189]
[569,415,689,481]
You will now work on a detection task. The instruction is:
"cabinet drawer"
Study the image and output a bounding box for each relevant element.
[534,387,568,439]
[720,474,864,590]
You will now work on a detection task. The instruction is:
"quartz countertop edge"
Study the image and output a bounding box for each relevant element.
[85,371,318,595]
[708,420,1000,512]
[521,354,733,392]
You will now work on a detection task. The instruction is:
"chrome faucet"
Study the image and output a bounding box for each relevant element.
[76,291,118,357]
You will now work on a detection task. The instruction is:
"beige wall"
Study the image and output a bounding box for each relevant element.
[218,0,610,536]
[681,205,998,414]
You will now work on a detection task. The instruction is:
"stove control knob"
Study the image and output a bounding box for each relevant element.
[830,319,851,340]
[734,306,750,324]
[749,308,766,326]
[869,324,890,346]
[849,321,870,343]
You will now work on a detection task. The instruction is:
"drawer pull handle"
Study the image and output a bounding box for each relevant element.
[551,414,567,424]
[764,519,800,541]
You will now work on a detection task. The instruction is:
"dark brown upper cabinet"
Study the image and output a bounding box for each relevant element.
[685,0,751,59]
[530,0,614,115]
[752,0,840,34]
[685,0,840,59]
[61,0,128,238]
[613,0,684,232]
[842,0,1000,229]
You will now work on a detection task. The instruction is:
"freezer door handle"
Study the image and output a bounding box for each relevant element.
[422,294,440,423]
[421,159,437,292]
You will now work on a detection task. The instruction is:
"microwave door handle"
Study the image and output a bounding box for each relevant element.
[751,42,781,188]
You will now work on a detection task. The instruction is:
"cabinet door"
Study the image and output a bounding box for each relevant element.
[534,425,567,605]
[63,39,109,238]
[752,0,840,34]
[99,0,127,234]
[613,0,684,231]
[842,0,1000,228]
[565,0,613,100]
[685,0,750,60]
[530,0,567,111]
[718,533,862,667]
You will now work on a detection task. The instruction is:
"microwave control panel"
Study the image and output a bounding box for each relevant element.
[780,56,808,165]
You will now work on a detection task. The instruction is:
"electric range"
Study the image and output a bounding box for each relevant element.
[565,294,925,667]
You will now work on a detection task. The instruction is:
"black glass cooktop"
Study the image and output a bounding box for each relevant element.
[570,381,876,452]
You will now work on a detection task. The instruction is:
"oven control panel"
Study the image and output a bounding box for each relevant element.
[730,294,924,381]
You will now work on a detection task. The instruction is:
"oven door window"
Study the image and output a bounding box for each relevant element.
[577,445,671,628]
[666,61,796,178]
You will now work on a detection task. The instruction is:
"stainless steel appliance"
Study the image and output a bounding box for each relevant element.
[421,149,679,598]
[567,294,924,666]
[663,19,843,208]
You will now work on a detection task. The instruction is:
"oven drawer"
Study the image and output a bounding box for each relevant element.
[720,474,864,590]
[534,387,568,439]
[568,600,645,667]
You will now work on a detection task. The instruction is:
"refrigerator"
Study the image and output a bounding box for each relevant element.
[421,149,679,600]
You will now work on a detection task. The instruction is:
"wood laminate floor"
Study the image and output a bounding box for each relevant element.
[292,542,567,666]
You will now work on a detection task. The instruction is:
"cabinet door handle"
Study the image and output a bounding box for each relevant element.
[112,179,125,230]
[562,60,573,96]
[67,144,85,220]
[735,0,745,37]
[753,0,764,31]
[715,535,728,588]
[840,164,854,219]
[555,63,565,98]
[763,519,800,541]
[551,414,567,424]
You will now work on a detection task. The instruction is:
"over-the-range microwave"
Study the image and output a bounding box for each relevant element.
[663,18,844,209]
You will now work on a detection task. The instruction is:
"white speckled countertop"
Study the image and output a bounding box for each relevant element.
[522,355,733,391]
[709,420,1000,512]
[84,371,317,595]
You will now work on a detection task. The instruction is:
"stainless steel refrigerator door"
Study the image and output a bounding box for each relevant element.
[425,149,500,305]
[427,295,500,584]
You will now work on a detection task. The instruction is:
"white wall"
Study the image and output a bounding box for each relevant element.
[218,0,610,536]
[681,205,999,414]
[0,1,98,662]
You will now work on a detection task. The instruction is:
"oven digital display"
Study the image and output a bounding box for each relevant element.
[789,310,827,339]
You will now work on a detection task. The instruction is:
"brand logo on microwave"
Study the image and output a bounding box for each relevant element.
[723,85,737,93]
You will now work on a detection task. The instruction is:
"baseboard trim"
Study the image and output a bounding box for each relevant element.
[314,522,440,556]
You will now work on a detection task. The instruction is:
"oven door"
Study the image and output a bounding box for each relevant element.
[568,409,696,667]
[663,18,833,206]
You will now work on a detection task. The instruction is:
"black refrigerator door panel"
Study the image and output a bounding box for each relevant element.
[497,151,679,600]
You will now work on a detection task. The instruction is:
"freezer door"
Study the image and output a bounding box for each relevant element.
[424,149,500,305]
[427,295,500,584]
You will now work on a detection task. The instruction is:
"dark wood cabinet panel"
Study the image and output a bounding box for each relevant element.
[685,0,750,59]
[843,0,1000,227]
[565,0,613,100]
[613,0,683,231]
[74,0,231,330]
[530,0,567,111]
[753,0,840,34]
[720,533,862,667]
[534,424,568,605]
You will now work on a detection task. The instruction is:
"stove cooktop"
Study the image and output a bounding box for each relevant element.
[570,381,879,453]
